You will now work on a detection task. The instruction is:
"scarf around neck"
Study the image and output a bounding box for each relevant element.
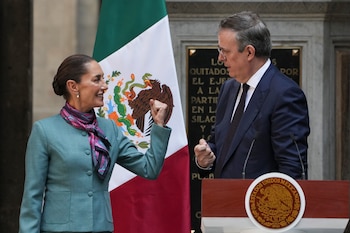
[60,102,111,180]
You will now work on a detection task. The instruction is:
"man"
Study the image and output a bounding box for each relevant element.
[194,11,310,179]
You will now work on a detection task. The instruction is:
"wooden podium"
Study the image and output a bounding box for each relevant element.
[201,178,349,233]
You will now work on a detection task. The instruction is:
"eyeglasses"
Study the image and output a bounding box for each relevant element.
[217,47,227,59]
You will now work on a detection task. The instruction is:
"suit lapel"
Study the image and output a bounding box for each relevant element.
[225,83,241,122]
[222,64,275,166]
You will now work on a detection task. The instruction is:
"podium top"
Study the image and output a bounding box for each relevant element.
[201,179,349,218]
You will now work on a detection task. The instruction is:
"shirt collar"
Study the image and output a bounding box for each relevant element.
[246,59,271,89]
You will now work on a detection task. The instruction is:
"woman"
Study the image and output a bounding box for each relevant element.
[19,54,171,233]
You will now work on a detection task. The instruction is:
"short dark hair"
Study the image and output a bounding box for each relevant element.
[52,54,95,99]
[219,11,272,58]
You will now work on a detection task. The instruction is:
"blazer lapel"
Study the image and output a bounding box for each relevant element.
[226,83,241,121]
[220,81,241,129]
[222,64,274,166]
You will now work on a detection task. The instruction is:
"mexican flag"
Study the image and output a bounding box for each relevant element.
[93,0,190,233]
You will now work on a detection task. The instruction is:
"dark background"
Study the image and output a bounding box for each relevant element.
[0,0,33,232]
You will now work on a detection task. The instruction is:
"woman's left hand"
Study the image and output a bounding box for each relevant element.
[149,99,168,127]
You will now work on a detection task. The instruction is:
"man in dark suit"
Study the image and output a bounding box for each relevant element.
[194,11,310,179]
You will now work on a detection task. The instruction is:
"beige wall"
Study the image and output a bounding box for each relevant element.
[33,0,98,122]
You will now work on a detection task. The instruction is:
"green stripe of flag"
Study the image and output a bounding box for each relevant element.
[93,0,167,62]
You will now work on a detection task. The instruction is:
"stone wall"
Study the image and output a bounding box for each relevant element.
[32,0,98,122]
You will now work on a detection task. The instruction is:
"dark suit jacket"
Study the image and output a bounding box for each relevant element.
[202,64,310,179]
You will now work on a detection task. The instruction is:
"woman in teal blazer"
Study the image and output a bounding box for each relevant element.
[19,54,171,233]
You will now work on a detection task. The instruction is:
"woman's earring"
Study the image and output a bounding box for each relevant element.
[77,93,80,98]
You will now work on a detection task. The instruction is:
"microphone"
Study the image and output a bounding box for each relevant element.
[290,133,306,180]
[242,135,257,179]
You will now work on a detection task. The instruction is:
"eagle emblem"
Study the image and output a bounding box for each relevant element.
[97,71,174,149]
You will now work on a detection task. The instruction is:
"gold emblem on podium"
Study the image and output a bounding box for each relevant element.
[245,173,306,232]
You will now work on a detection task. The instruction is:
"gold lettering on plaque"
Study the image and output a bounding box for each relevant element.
[196,87,203,95]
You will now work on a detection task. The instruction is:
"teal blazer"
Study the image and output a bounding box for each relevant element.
[19,114,171,233]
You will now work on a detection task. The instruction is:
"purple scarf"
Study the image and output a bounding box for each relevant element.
[60,102,111,180]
